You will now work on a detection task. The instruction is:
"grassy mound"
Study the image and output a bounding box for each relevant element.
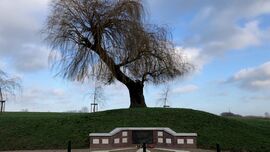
[0,108,269,151]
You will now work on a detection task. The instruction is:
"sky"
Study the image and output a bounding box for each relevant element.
[1,0,270,116]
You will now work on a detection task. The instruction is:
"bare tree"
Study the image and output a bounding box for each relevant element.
[44,0,192,108]
[157,85,171,108]
[265,112,270,118]
[91,80,106,112]
[0,70,21,112]
[84,79,106,112]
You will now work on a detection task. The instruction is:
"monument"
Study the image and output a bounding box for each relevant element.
[89,127,197,151]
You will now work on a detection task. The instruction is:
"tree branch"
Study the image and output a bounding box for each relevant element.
[90,33,134,85]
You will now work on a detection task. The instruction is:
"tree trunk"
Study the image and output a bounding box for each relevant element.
[127,81,147,108]
[93,43,147,108]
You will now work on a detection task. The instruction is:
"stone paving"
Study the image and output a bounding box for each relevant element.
[1,148,218,152]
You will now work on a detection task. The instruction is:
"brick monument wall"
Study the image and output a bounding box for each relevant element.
[89,127,197,151]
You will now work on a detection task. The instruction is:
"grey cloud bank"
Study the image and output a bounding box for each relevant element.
[0,0,49,73]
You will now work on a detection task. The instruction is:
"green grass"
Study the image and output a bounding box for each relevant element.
[0,108,269,152]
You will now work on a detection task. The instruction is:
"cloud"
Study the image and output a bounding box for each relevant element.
[147,0,270,28]
[242,95,270,102]
[11,45,50,72]
[226,61,270,91]
[7,86,71,112]
[186,3,268,59]
[146,0,270,71]
[193,20,263,57]
[0,0,50,73]
[22,87,67,102]
[51,88,65,97]
[172,84,198,94]
[176,47,208,72]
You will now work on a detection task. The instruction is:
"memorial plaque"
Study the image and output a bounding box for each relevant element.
[132,130,153,144]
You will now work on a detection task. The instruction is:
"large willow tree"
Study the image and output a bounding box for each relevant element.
[45,0,191,108]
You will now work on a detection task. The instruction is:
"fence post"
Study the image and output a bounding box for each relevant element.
[68,140,71,152]
[216,143,220,152]
[142,143,146,152]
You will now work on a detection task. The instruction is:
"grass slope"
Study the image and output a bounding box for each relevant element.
[0,108,269,152]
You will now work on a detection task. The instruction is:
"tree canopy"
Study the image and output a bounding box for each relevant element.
[45,0,192,107]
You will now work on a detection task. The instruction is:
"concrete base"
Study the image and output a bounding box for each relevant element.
[136,148,150,152]
[155,148,190,152]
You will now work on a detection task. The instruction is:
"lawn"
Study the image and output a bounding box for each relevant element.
[0,108,269,152]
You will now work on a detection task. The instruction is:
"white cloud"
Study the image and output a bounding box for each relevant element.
[7,86,71,112]
[172,84,198,94]
[176,47,208,72]
[226,61,270,91]
[200,20,262,57]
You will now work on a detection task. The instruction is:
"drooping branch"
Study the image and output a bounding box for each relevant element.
[44,0,193,108]
[92,39,133,85]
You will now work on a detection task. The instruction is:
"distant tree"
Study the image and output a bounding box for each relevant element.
[44,0,192,108]
[66,110,78,113]
[79,106,89,113]
[265,112,270,118]
[21,109,28,112]
[0,70,21,112]
[220,112,242,117]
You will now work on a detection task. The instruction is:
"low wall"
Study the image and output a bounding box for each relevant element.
[89,127,197,150]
